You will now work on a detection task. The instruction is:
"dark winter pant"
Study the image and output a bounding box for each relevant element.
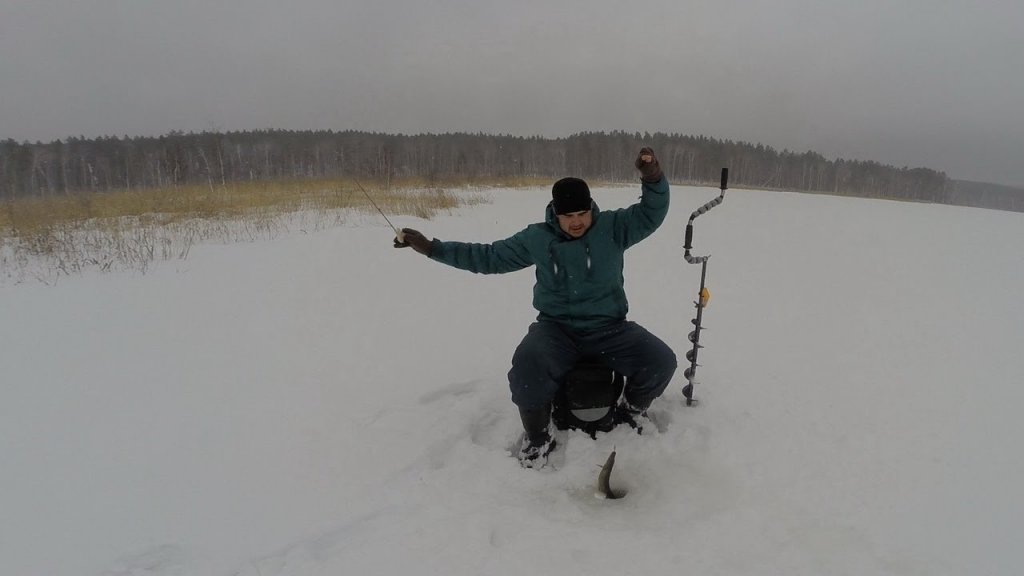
[508,320,677,410]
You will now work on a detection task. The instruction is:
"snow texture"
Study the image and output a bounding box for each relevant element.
[2,185,1023,575]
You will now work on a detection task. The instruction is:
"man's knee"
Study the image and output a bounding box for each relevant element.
[648,340,678,385]
[508,323,574,409]
[636,329,678,376]
[652,338,678,371]
[508,360,560,409]
[623,332,677,406]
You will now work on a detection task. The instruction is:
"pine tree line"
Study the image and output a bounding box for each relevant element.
[1,129,1015,210]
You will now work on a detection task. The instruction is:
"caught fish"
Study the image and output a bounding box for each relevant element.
[595,449,621,500]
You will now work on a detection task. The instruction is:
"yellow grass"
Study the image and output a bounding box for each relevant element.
[1,179,482,234]
[0,177,550,280]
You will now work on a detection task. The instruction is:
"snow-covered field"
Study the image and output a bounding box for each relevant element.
[2,184,1023,576]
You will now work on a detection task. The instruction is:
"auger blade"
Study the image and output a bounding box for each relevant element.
[682,383,699,406]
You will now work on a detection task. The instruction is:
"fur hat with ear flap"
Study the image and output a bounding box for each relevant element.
[551,177,592,214]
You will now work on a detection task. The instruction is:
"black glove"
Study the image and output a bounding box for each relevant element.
[393,228,433,257]
[635,147,663,183]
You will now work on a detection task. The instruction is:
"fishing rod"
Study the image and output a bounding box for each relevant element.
[682,167,728,406]
[353,178,404,242]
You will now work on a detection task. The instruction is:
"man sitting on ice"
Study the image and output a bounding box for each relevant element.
[396,148,677,469]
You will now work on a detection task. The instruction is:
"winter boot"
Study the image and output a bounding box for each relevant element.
[613,399,650,435]
[517,406,557,469]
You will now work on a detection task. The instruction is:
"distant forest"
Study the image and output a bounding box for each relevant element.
[2,130,1021,211]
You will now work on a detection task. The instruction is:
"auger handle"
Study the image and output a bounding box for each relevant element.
[684,168,728,262]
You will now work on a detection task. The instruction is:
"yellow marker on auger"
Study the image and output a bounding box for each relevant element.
[699,287,711,308]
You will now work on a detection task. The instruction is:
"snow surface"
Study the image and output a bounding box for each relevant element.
[2,185,1023,576]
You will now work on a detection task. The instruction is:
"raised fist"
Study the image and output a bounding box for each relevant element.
[635,147,663,183]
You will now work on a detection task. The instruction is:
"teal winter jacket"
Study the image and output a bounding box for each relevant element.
[429,179,670,332]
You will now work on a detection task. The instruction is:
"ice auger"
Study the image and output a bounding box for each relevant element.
[682,168,728,406]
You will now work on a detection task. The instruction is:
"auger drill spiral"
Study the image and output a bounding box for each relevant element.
[682,168,728,406]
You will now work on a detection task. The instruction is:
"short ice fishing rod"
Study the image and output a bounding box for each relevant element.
[682,168,728,406]
[354,178,405,243]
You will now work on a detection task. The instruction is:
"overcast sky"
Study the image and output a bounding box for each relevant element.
[2,0,1021,186]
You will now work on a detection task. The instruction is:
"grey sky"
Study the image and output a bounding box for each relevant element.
[2,0,1022,186]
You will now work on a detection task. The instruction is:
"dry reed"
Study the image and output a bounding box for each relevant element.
[0,178,498,282]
